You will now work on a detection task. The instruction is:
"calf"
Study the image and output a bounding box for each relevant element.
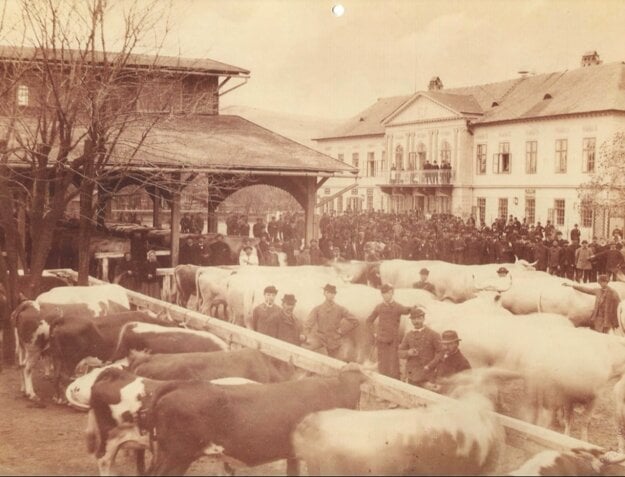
[508,448,625,476]
[144,363,369,476]
[128,349,294,383]
[110,322,228,361]
[85,368,257,476]
[49,311,175,401]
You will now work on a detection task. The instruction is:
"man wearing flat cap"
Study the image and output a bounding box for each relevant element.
[366,283,414,379]
[563,274,621,333]
[304,284,359,359]
[427,330,471,385]
[413,268,435,294]
[275,294,305,346]
[251,285,282,338]
[398,307,441,386]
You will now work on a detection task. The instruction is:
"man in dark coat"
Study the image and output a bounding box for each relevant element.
[251,285,282,337]
[366,284,414,379]
[179,237,197,265]
[427,330,472,385]
[209,234,232,265]
[564,274,621,333]
[398,307,441,386]
[413,268,435,294]
[275,294,304,346]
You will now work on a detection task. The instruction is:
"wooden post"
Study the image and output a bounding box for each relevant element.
[170,174,181,268]
[304,177,316,244]
[206,175,219,234]
[152,190,162,229]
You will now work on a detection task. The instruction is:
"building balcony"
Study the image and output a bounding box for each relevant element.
[384,169,455,187]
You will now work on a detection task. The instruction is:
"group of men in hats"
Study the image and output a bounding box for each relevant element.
[251,279,470,389]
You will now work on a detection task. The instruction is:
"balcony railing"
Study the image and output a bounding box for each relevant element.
[387,169,455,185]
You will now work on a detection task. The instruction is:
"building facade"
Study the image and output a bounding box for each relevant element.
[314,52,625,239]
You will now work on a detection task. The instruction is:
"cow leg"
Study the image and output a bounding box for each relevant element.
[22,347,42,400]
[578,398,597,442]
[136,448,146,476]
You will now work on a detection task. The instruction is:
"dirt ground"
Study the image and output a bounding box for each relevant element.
[0,361,620,476]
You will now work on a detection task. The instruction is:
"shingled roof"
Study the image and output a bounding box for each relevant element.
[0,45,249,76]
[131,115,357,175]
[318,61,625,138]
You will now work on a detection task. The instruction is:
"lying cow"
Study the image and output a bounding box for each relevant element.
[110,322,228,361]
[292,368,516,476]
[12,284,130,401]
[128,349,295,383]
[48,311,174,401]
[508,448,625,476]
[143,363,369,475]
[85,367,258,476]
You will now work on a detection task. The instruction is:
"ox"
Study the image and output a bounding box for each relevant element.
[128,349,294,383]
[85,367,258,476]
[12,284,130,400]
[194,266,237,316]
[292,368,518,476]
[110,322,228,361]
[143,363,369,476]
[48,311,174,401]
[173,264,203,307]
[508,448,625,476]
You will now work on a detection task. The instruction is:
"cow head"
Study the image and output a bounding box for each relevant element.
[514,256,538,271]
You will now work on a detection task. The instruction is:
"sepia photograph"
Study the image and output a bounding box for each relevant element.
[2,0,625,475]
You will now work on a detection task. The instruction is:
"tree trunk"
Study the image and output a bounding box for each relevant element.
[77,152,96,286]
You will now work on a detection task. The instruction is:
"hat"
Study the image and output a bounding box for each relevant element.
[323,284,337,294]
[243,245,253,251]
[419,268,430,275]
[598,274,610,282]
[441,330,461,343]
[380,283,394,293]
[264,285,278,294]
[496,267,509,275]
[282,294,297,305]
[410,307,426,318]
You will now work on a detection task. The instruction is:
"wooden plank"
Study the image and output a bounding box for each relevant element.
[94,251,170,259]
[45,268,608,457]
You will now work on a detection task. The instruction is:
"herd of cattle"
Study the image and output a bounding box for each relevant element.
[9,259,625,475]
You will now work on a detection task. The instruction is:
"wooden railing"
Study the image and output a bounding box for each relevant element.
[44,267,610,462]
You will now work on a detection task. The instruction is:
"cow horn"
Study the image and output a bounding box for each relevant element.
[600,450,625,465]
[530,260,538,266]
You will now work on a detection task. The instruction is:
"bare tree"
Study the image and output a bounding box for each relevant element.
[578,131,625,233]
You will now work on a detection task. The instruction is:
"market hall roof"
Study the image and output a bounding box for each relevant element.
[0,45,250,76]
[317,61,625,139]
[127,115,357,176]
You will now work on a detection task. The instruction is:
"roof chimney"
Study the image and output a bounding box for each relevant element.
[581,51,602,67]
[428,76,443,91]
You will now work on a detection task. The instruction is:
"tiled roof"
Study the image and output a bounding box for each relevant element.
[315,95,410,140]
[0,45,249,75]
[128,115,356,174]
[320,61,625,138]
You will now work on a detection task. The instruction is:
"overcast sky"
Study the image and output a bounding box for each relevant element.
[5,0,625,119]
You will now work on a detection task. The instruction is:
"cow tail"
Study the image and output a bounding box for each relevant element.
[110,322,132,362]
[194,268,203,312]
[85,409,101,455]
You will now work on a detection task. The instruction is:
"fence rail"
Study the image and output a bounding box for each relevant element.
[45,268,610,461]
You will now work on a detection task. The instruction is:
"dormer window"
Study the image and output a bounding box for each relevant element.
[17,84,29,106]
[543,93,552,100]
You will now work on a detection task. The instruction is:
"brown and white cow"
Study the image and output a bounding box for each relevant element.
[128,349,295,383]
[110,322,228,361]
[143,363,369,476]
[85,367,258,476]
[508,448,625,476]
[12,284,130,401]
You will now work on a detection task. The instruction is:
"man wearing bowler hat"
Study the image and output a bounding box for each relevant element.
[251,285,282,338]
[398,307,441,386]
[275,294,305,346]
[413,268,435,294]
[366,283,414,379]
[428,330,471,384]
[303,284,359,359]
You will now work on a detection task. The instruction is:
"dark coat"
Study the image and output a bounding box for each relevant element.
[398,326,441,384]
[431,348,472,381]
[366,301,412,344]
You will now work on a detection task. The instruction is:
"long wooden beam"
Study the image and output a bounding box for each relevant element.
[46,269,610,459]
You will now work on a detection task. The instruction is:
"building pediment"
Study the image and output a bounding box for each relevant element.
[383,94,462,126]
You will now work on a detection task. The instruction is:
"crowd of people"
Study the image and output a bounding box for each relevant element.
[314,210,625,283]
[250,282,471,390]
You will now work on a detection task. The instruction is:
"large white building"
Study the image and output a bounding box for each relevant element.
[314,51,625,239]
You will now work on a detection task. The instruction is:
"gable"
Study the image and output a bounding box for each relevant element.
[384,95,461,126]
